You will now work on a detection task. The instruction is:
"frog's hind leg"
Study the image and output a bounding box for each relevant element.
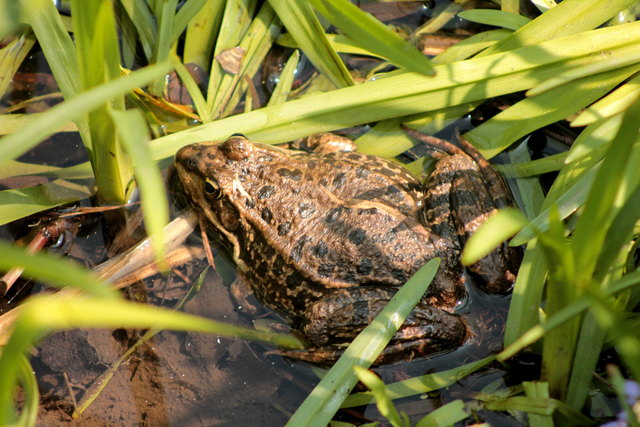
[293,287,468,364]
[402,124,511,210]
[405,126,519,293]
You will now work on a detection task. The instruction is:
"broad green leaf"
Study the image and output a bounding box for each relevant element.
[287,260,440,427]
[458,9,530,31]
[309,0,434,76]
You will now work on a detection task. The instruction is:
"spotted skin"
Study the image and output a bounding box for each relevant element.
[174,132,520,363]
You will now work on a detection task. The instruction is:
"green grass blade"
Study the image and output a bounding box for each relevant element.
[0,241,118,298]
[183,0,224,69]
[571,98,640,284]
[0,62,171,166]
[171,0,207,44]
[507,142,546,218]
[15,355,39,427]
[150,22,640,161]
[461,208,528,266]
[522,382,554,427]
[0,33,35,99]
[431,29,511,65]
[353,366,407,427]
[0,178,94,226]
[206,0,256,115]
[499,270,640,360]
[496,152,568,178]
[266,49,300,107]
[110,108,169,271]
[458,9,530,31]
[170,54,212,122]
[268,0,354,88]
[465,64,639,158]
[20,0,90,144]
[528,44,640,96]
[485,0,639,53]
[343,356,494,407]
[564,310,607,412]
[0,292,304,422]
[503,239,547,347]
[0,160,92,180]
[572,73,640,126]
[414,400,468,427]
[20,0,79,98]
[309,0,434,75]
[151,0,178,95]
[511,167,597,246]
[0,113,76,136]
[218,3,280,118]
[72,0,131,204]
[287,259,440,427]
[119,0,157,60]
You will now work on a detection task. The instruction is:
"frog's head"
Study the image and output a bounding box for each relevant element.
[174,136,263,252]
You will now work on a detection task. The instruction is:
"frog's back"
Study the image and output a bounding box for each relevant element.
[226,145,447,317]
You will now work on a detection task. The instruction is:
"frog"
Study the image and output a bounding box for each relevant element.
[173,127,520,364]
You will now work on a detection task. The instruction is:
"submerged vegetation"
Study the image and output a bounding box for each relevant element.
[1,0,640,424]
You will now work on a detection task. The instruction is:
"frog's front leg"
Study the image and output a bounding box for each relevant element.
[292,287,468,363]
[424,150,519,293]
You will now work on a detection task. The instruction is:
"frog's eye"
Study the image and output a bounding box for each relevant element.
[203,178,222,199]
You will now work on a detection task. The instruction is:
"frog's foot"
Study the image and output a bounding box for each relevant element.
[290,287,468,364]
[290,133,357,154]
